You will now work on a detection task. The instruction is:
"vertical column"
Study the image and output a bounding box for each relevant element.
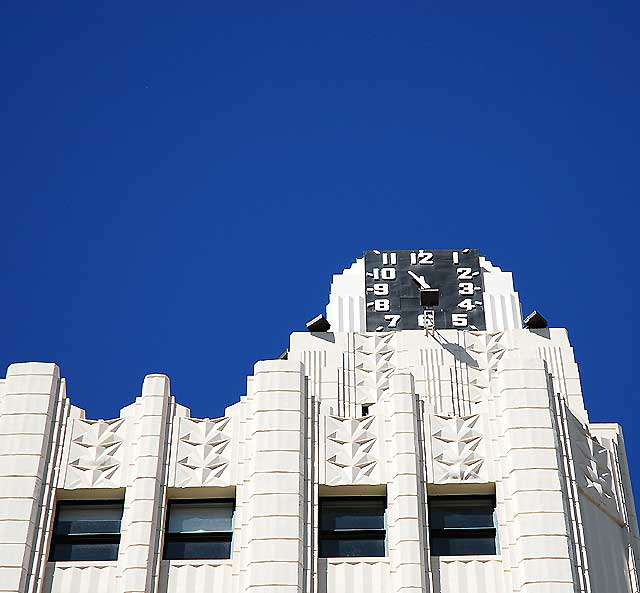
[387,372,430,593]
[0,363,61,593]
[245,360,306,593]
[119,374,171,593]
[494,355,576,593]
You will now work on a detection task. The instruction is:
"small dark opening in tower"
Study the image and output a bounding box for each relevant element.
[362,405,370,416]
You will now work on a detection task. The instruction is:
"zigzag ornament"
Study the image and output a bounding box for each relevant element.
[353,333,397,404]
[326,415,379,485]
[430,414,486,483]
[67,418,125,488]
[466,331,508,375]
[176,417,231,487]
[575,428,618,515]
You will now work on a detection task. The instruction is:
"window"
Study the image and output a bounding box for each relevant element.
[163,499,234,560]
[49,501,123,562]
[428,495,498,556]
[319,497,386,558]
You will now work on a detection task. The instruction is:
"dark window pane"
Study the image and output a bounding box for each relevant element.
[56,520,122,536]
[429,510,494,530]
[163,539,232,560]
[319,538,385,558]
[55,504,124,536]
[320,499,386,531]
[167,502,233,534]
[50,541,119,562]
[431,536,496,556]
[428,496,498,556]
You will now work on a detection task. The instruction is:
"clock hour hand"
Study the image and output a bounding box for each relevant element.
[407,270,431,290]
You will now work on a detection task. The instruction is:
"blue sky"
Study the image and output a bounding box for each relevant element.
[1,3,638,496]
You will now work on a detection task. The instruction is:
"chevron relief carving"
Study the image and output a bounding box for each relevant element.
[467,331,508,375]
[353,333,397,404]
[467,367,490,402]
[176,417,231,487]
[572,424,617,514]
[326,415,379,485]
[431,414,486,483]
[66,418,125,488]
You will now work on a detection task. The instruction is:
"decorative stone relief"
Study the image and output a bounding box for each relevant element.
[569,417,617,514]
[430,414,486,483]
[467,331,508,373]
[326,415,379,485]
[353,333,397,404]
[66,418,125,488]
[175,417,231,487]
[464,332,508,402]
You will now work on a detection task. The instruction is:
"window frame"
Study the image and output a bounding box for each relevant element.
[428,494,498,557]
[49,499,124,562]
[318,496,387,558]
[163,498,235,561]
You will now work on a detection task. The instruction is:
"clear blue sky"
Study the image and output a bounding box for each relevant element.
[1,3,638,496]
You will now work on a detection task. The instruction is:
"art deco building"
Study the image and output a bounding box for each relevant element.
[0,249,638,593]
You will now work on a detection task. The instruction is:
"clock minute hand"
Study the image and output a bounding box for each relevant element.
[407,270,431,290]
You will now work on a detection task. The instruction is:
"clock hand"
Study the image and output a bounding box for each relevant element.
[407,270,431,289]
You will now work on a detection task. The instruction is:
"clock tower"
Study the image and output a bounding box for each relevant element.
[327,249,522,333]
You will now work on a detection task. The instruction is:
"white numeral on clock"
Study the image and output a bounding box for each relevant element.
[452,313,468,327]
[459,282,474,295]
[458,298,474,311]
[418,311,435,328]
[382,252,397,265]
[373,283,389,296]
[384,314,401,328]
[371,268,396,280]
[374,299,390,311]
[457,267,473,279]
[410,250,434,265]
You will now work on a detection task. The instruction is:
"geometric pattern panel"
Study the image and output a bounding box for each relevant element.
[352,333,397,404]
[430,414,486,483]
[466,331,508,374]
[568,415,618,515]
[175,417,231,487]
[464,332,508,405]
[65,418,125,488]
[326,415,379,485]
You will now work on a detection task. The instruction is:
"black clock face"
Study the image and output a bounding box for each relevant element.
[364,249,486,331]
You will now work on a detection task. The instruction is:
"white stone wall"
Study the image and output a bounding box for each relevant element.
[0,327,637,593]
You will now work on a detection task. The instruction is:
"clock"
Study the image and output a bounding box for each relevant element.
[364,249,486,331]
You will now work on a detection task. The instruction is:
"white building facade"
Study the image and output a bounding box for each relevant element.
[0,250,638,593]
